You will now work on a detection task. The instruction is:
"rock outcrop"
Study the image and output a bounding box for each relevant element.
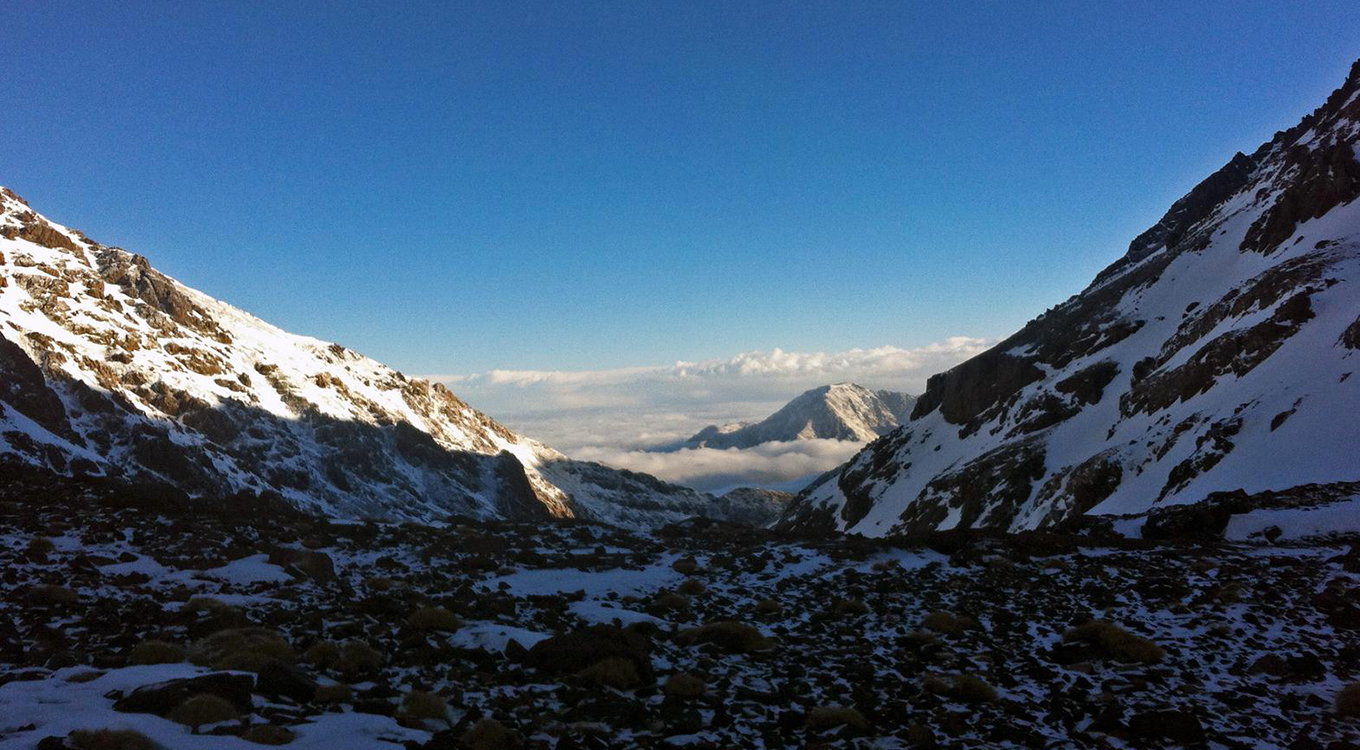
[779,59,1360,536]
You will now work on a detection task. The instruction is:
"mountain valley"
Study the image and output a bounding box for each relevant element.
[1,51,1359,750]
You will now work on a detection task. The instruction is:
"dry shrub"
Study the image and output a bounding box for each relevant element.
[26,537,56,557]
[899,631,939,651]
[365,575,395,591]
[1337,683,1360,718]
[1063,620,1164,664]
[65,670,105,684]
[303,640,341,668]
[664,673,706,698]
[242,725,295,745]
[831,598,870,616]
[401,689,449,724]
[1214,581,1246,604]
[338,639,383,675]
[651,591,690,612]
[461,718,517,750]
[870,559,898,572]
[676,579,706,596]
[313,683,353,704]
[676,621,773,653]
[924,673,996,703]
[305,639,382,675]
[30,584,78,606]
[578,657,641,689]
[671,556,700,575]
[169,693,239,732]
[987,556,1015,572]
[409,605,462,632]
[921,610,976,636]
[753,599,783,618]
[67,728,156,750]
[185,596,231,612]
[127,640,185,666]
[190,628,294,672]
[806,705,868,731]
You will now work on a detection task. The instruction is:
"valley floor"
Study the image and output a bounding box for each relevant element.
[1,473,1358,749]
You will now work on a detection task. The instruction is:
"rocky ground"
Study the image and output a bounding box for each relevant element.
[1,470,1358,750]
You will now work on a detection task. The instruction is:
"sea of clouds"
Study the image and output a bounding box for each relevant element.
[432,337,988,492]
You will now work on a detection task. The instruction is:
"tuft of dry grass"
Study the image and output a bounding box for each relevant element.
[364,576,395,591]
[461,718,517,750]
[30,584,79,606]
[127,640,185,666]
[242,725,295,745]
[338,639,383,675]
[1214,581,1247,605]
[676,621,774,653]
[303,639,382,675]
[401,689,450,725]
[651,590,690,613]
[313,683,353,704]
[664,673,707,698]
[753,599,783,618]
[65,670,105,684]
[899,630,939,651]
[676,579,706,596]
[577,657,641,689]
[921,610,976,636]
[302,640,341,667]
[169,693,239,733]
[408,605,462,632]
[831,598,870,616]
[671,556,700,575]
[26,537,56,558]
[1063,620,1164,664]
[1337,683,1360,718]
[806,705,868,731]
[185,596,231,613]
[190,628,294,672]
[925,673,997,703]
[67,728,156,750]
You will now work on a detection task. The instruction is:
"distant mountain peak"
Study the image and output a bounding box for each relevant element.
[666,382,916,451]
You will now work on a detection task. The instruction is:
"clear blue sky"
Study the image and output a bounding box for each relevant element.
[3,2,1356,374]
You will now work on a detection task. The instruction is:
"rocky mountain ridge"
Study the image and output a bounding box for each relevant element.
[0,188,771,529]
[778,59,1360,537]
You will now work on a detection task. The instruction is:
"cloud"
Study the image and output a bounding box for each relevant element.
[427,337,989,491]
[572,439,866,493]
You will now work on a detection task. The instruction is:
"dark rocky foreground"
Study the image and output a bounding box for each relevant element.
[1,469,1358,749]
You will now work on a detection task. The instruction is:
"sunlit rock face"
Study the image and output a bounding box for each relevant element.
[0,186,766,528]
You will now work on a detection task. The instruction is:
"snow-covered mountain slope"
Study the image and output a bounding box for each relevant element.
[778,59,1360,537]
[0,187,758,528]
[665,383,915,450]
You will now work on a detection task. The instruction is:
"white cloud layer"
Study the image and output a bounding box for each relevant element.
[429,337,989,491]
[572,439,867,493]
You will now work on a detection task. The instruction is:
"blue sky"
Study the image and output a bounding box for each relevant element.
[3,1,1357,377]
